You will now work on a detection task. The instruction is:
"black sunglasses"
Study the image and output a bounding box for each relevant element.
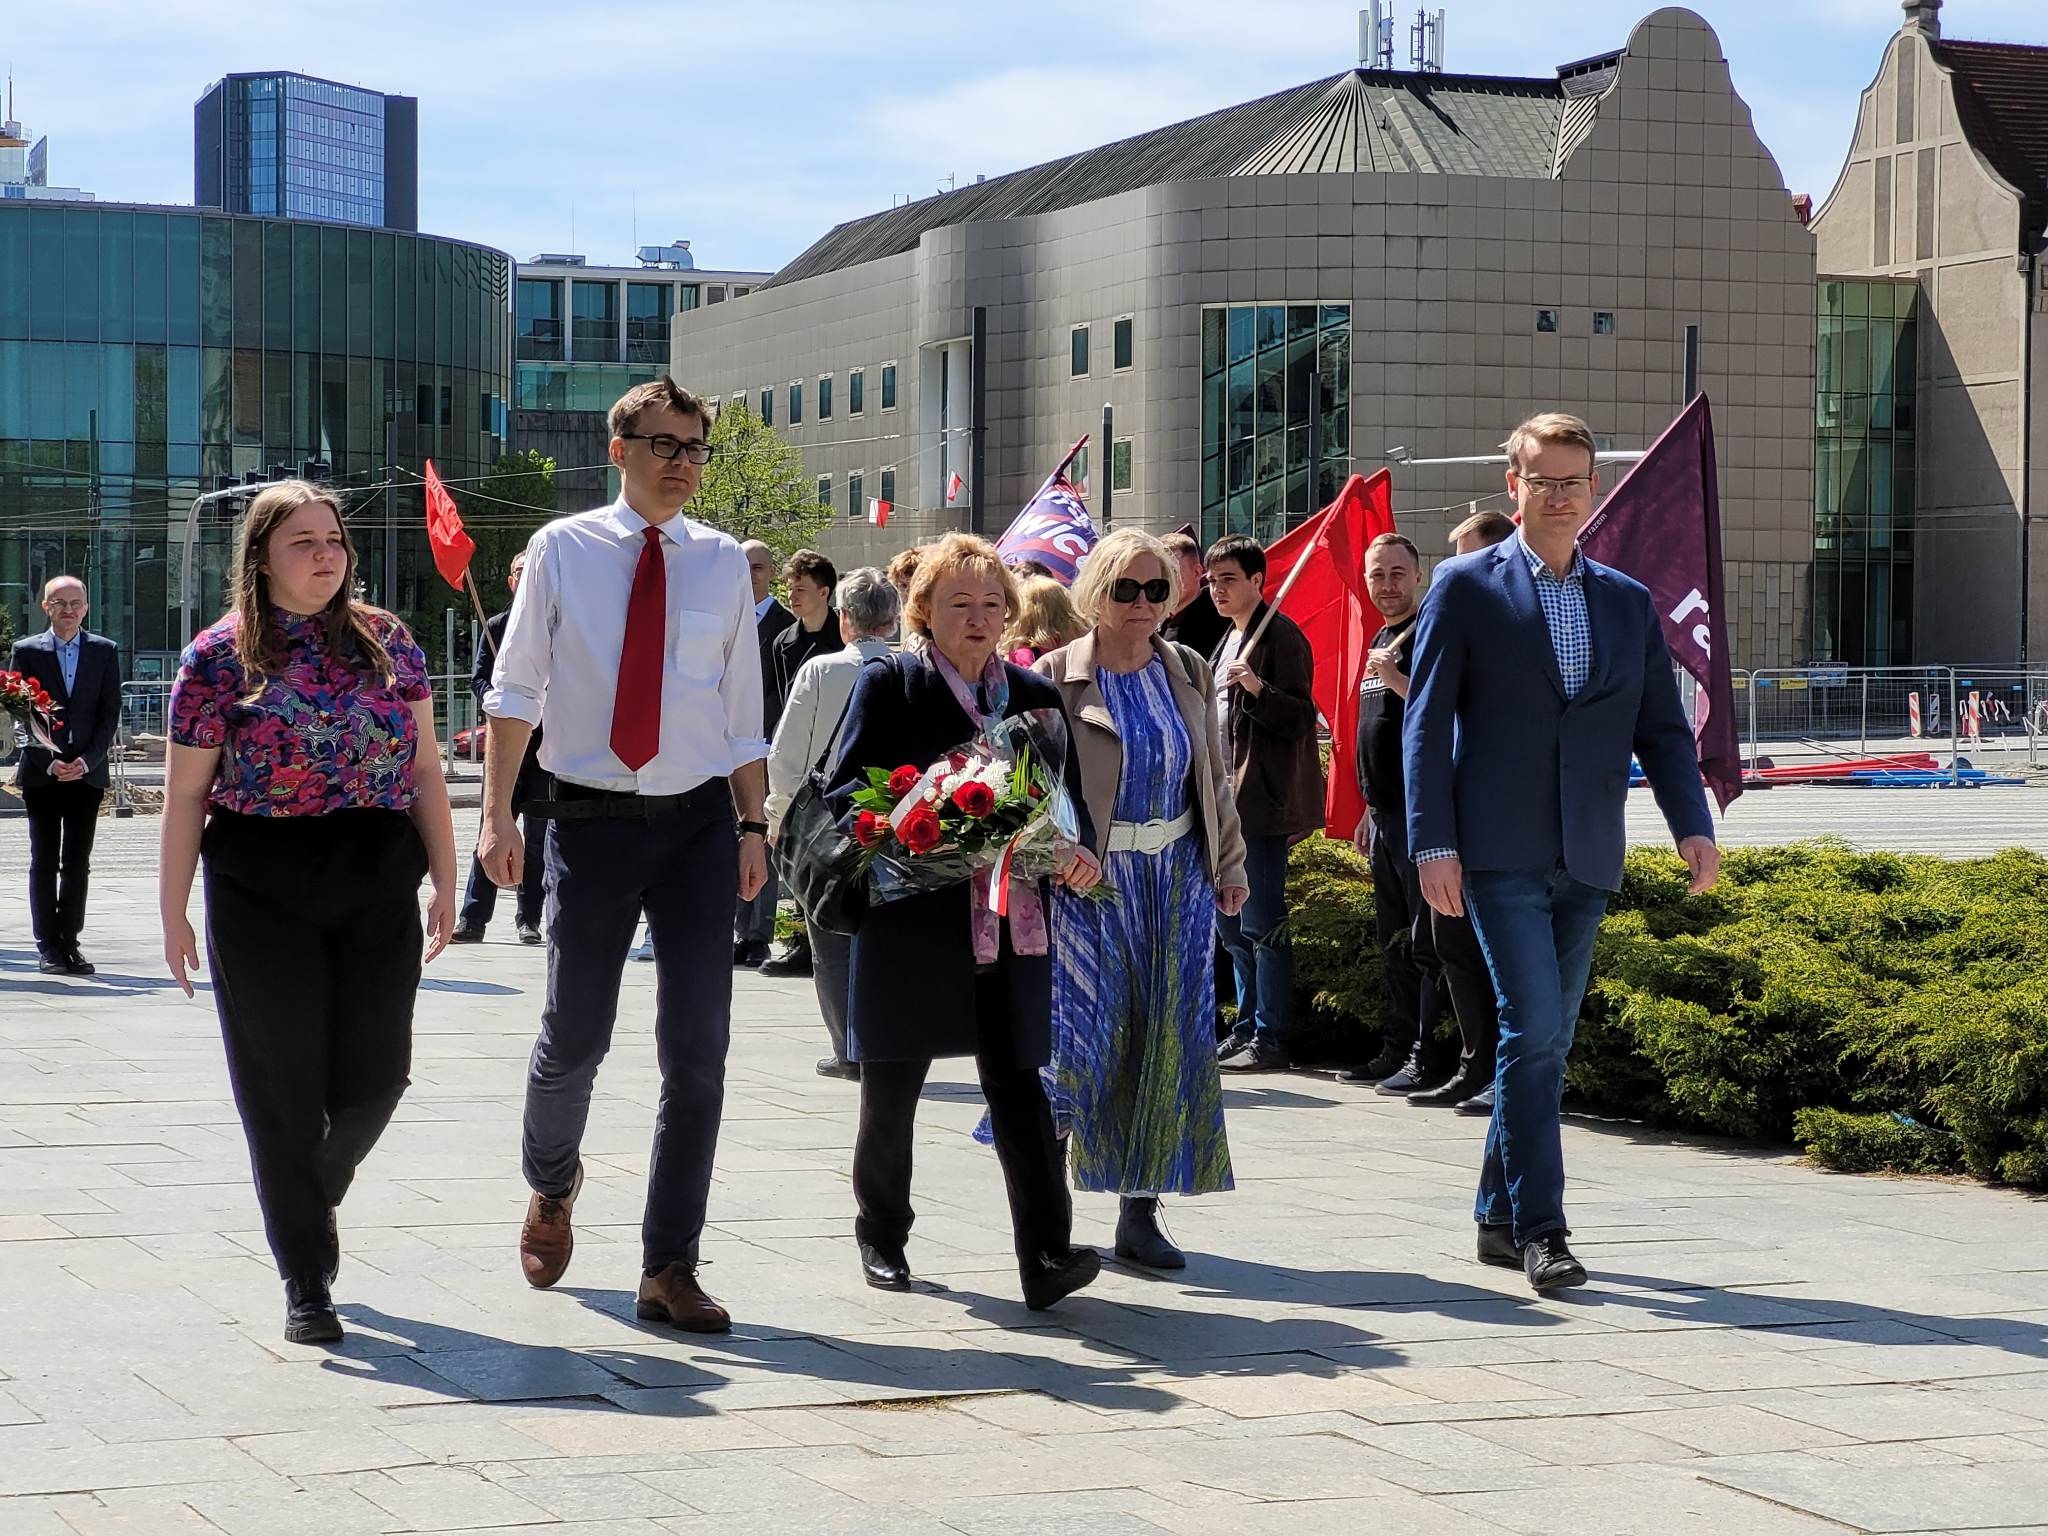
[620,433,715,464]
[1110,577,1173,605]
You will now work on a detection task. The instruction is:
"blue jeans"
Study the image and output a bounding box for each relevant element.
[1463,865,1610,1246]
[1218,833,1293,1047]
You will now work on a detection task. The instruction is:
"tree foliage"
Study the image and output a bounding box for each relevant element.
[466,450,558,604]
[688,402,832,562]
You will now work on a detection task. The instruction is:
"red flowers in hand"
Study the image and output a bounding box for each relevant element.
[886,764,923,797]
[951,780,997,818]
[899,803,943,854]
[853,810,886,848]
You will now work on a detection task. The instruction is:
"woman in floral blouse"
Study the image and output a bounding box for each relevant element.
[159,480,457,1346]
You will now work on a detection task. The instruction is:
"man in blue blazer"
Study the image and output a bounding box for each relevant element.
[10,576,123,976]
[1404,413,1719,1291]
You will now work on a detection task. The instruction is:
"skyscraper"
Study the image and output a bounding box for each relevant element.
[194,71,417,230]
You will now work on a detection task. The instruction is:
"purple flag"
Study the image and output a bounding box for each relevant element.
[994,473,1097,585]
[1579,394,1744,810]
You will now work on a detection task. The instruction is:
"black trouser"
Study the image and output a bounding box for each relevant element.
[853,974,1071,1271]
[523,779,736,1269]
[23,779,103,954]
[1371,814,1447,1061]
[459,809,546,931]
[807,917,852,1062]
[202,808,426,1282]
[1432,905,1501,1081]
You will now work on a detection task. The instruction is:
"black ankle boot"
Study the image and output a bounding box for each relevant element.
[284,1276,343,1345]
[1115,1196,1186,1270]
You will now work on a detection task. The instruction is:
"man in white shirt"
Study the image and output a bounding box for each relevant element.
[481,376,768,1333]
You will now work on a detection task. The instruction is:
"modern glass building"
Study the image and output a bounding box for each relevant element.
[1811,278,1917,665]
[195,73,418,232]
[1200,304,1352,546]
[0,200,511,673]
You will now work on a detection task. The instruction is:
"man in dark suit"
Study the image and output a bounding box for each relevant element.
[736,539,793,967]
[1406,413,1718,1292]
[453,553,548,944]
[758,548,839,978]
[1158,531,1230,661]
[11,575,122,976]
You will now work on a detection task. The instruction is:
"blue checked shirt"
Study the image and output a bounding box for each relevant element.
[1414,534,1590,867]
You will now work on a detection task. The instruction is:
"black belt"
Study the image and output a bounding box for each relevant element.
[527,778,727,820]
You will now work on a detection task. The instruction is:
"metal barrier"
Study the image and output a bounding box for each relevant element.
[1737,666,2048,780]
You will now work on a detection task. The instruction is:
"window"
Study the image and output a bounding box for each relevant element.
[880,468,895,509]
[880,361,897,410]
[818,374,832,420]
[816,474,831,507]
[734,285,751,298]
[788,380,802,425]
[1070,325,1089,377]
[1535,308,1559,333]
[849,367,864,415]
[1593,311,1616,335]
[416,382,432,424]
[1070,444,1089,495]
[571,279,619,361]
[759,386,772,425]
[1198,303,1352,544]
[848,470,864,519]
[1111,438,1133,493]
[706,285,727,304]
[626,281,671,363]
[1113,315,1134,371]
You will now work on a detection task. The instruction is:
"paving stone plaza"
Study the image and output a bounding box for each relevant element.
[4,811,2048,1535]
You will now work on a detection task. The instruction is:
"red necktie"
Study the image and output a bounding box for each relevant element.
[609,527,665,771]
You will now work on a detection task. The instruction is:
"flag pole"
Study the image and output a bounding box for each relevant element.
[1242,537,1322,655]
[462,567,497,656]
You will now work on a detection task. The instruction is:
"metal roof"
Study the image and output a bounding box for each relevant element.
[766,68,1566,289]
[1937,37,2048,241]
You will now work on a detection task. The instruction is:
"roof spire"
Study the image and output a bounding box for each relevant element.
[1902,0,1941,39]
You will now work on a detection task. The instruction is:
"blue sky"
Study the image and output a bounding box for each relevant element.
[10,1,2047,275]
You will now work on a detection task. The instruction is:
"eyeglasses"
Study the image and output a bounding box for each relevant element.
[1515,474,1594,499]
[1110,577,1173,605]
[44,597,87,610]
[620,433,716,464]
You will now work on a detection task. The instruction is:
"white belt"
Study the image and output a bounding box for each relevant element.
[1104,808,1194,856]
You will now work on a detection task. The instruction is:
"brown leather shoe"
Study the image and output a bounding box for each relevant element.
[518,1163,583,1289]
[635,1261,731,1333]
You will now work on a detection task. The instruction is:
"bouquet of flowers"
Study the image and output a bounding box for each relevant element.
[845,706,1109,908]
[0,668,61,752]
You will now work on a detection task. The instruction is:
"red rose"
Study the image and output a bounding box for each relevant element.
[853,810,886,848]
[887,764,923,797]
[947,750,970,771]
[899,804,943,854]
[952,780,997,818]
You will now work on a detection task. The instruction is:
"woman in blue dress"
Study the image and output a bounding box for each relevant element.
[1035,529,1249,1268]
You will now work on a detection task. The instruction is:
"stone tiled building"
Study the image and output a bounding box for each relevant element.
[1812,0,2048,666]
[673,6,1816,668]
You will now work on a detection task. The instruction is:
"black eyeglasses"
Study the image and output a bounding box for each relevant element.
[1110,577,1173,605]
[620,433,716,464]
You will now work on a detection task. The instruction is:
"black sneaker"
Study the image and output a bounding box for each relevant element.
[1523,1232,1588,1291]
[1022,1246,1101,1311]
[62,947,96,977]
[1215,1025,1254,1062]
[1336,1047,1407,1084]
[38,950,67,974]
[515,920,542,945]
[284,1276,343,1344]
[449,920,485,944]
[1220,1038,1292,1073]
[1376,1052,1446,1096]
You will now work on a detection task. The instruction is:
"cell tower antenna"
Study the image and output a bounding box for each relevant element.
[1410,8,1447,73]
[1359,3,1395,70]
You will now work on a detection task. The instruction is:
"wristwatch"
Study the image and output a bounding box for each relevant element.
[738,819,769,838]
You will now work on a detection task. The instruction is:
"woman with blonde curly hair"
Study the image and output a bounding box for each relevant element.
[159,481,457,1345]
[1001,575,1088,665]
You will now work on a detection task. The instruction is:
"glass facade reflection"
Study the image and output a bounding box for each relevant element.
[0,202,512,669]
[196,73,417,231]
[1812,279,1916,665]
[1200,303,1351,544]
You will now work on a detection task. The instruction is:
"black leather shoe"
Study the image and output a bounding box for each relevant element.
[1114,1197,1185,1270]
[1524,1232,1588,1291]
[859,1240,912,1291]
[1476,1224,1520,1269]
[758,946,813,978]
[1456,1083,1497,1116]
[1022,1246,1101,1311]
[732,940,770,968]
[284,1277,343,1344]
[1410,1066,1488,1107]
[1215,1025,1254,1062]
[815,1057,861,1081]
[1220,1039,1292,1073]
[60,947,95,976]
[38,951,66,974]
[515,921,542,945]
[449,921,485,944]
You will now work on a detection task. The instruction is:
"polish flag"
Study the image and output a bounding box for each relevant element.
[945,470,964,505]
[867,498,891,528]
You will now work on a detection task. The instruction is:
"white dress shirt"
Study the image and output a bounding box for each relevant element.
[484,497,768,794]
[765,636,893,834]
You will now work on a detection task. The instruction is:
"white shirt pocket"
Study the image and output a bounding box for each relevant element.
[671,608,727,685]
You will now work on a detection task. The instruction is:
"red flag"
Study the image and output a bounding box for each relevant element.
[423,459,475,590]
[1263,470,1396,840]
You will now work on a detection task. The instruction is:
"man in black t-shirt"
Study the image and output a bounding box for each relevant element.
[1159,531,1231,662]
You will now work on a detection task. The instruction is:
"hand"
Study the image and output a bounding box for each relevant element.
[1057,845,1102,893]
[1217,883,1249,917]
[1219,659,1264,697]
[1351,813,1373,859]
[422,880,456,963]
[1418,855,1466,918]
[738,832,769,902]
[164,914,200,997]
[479,810,523,889]
[1366,647,1403,685]
[50,758,84,782]
[1678,835,1720,895]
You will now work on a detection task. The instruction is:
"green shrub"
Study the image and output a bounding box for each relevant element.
[1793,1107,1960,1176]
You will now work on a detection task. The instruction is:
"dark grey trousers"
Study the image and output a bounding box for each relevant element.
[807,916,853,1062]
[522,781,736,1269]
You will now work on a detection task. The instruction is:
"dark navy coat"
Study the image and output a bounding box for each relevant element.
[1402,539,1713,893]
[826,649,1092,1065]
